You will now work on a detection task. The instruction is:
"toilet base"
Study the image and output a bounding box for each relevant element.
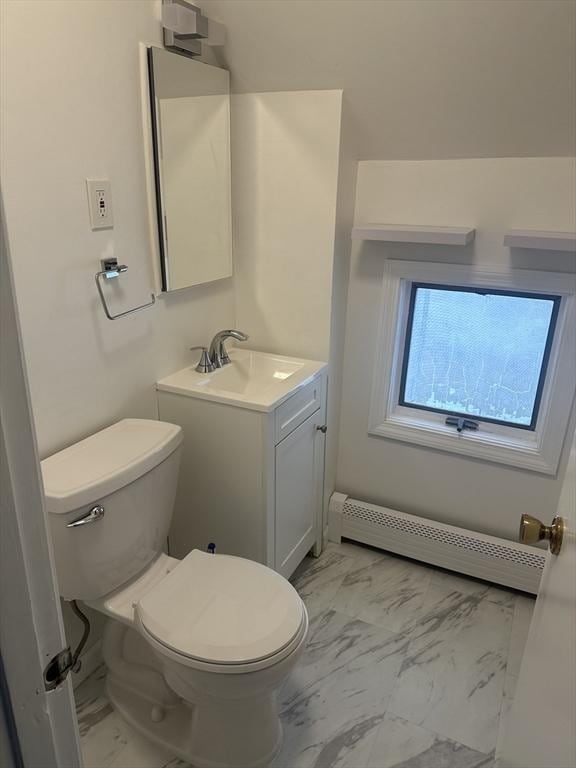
[107,674,283,768]
[99,609,308,768]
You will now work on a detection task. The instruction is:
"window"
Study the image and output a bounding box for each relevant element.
[369,261,576,474]
[399,284,561,430]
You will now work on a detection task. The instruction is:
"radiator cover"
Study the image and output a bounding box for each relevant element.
[328,493,545,594]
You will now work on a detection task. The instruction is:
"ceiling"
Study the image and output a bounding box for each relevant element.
[199,0,576,160]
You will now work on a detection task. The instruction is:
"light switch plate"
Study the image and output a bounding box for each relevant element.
[86,178,113,230]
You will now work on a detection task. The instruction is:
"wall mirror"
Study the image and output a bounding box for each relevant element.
[147,46,232,292]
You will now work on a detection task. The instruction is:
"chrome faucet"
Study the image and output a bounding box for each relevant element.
[190,329,249,373]
[209,329,249,368]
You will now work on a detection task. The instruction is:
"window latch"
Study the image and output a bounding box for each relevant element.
[445,416,479,433]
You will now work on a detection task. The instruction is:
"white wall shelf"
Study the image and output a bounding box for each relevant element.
[352,223,475,246]
[503,230,576,252]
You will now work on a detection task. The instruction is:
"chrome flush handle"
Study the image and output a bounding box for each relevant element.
[66,505,105,528]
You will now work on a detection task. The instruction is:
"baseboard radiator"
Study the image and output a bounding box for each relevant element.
[328,493,545,594]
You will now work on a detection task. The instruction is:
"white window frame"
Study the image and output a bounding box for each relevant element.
[369,260,576,474]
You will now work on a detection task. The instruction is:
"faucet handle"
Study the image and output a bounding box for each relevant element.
[190,346,215,374]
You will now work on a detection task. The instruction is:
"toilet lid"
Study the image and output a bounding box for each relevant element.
[136,550,304,665]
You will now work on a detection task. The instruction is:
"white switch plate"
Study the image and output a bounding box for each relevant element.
[86,178,113,230]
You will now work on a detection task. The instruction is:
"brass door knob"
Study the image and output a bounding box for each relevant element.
[519,514,565,555]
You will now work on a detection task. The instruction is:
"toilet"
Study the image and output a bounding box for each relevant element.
[41,418,308,768]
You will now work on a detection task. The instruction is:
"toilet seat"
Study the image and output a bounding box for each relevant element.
[137,607,308,675]
[135,550,306,672]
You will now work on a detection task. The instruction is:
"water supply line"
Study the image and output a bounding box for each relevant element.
[69,600,91,673]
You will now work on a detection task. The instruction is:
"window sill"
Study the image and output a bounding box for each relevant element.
[369,413,555,474]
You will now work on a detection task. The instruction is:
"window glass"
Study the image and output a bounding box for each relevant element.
[400,284,560,429]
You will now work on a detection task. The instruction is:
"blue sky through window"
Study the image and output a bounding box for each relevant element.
[401,286,558,427]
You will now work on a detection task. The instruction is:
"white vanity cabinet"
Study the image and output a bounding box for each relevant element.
[274,403,325,575]
[156,357,327,579]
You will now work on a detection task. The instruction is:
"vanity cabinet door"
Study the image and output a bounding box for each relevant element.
[274,412,325,578]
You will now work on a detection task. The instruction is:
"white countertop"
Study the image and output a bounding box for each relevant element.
[156,348,327,412]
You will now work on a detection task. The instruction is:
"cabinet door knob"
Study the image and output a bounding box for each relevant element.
[316,425,327,433]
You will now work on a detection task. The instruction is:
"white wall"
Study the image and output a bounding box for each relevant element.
[231,90,352,533]
[0,0,235,459]
[231,90,342,361]
[201,0,576,160]
[337,158,576,540]
[0,0,235,663]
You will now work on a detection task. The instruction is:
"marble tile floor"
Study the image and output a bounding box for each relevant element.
[76,541,534,768]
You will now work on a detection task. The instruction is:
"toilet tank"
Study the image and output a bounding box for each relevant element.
[42,419,183,601]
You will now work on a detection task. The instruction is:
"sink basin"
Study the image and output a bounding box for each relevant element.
[196,351,303,395]
[156,349,327,411]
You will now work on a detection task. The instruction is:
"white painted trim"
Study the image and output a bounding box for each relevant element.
[504,230,576,252]
[0,195,82,766]
[369,260,576,474]
[71,641,103,690]
[352,223,475,245]
[327,492,347,543]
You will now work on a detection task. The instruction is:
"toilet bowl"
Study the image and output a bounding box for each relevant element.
[41,419,308,768]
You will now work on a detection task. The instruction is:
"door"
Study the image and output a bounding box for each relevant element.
[275,412,326,578]
[498,434,576,768]
[0,196,82,767]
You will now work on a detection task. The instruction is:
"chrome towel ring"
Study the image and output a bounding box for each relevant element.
[95,258,156,320]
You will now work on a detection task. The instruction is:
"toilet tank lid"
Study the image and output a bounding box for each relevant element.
[41,419,182,515]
